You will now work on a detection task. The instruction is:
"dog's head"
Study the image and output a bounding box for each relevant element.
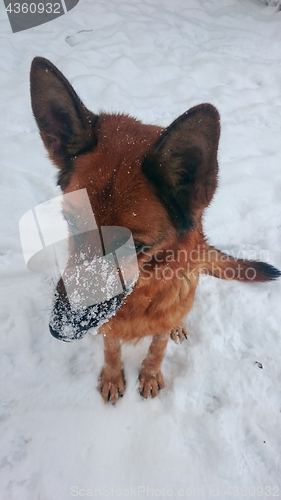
[30,57,220,340]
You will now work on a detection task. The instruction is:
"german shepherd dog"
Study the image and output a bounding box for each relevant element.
[30,57,280,403]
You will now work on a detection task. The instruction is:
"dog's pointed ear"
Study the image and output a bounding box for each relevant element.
[142,104,220,233]
[30,57,98,168]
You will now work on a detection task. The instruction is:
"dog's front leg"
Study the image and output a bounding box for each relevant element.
[139,333,170,398]
[98,336,125,404]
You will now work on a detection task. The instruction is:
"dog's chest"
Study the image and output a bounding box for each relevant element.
[99,268,199,341]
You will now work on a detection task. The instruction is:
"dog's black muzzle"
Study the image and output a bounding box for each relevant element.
[48,225,138,341]
[49,288,129,342]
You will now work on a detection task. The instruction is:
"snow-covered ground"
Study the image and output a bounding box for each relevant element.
[1,0,281,498]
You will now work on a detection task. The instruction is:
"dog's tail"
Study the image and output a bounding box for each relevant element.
[200,246,281,282]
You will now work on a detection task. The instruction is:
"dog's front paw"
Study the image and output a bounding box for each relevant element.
[170,325,187,343]
[97,368,125,404]
[138,370,164,398]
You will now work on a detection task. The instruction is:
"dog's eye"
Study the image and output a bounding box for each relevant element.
[134,243,151,254]
[62,212,77,229]
[134,243,143,253]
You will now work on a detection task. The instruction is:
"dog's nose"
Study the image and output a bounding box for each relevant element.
[49,323,68,341]
[49,290,127,342]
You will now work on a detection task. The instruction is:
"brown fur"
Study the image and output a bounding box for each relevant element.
[30,57,280,403]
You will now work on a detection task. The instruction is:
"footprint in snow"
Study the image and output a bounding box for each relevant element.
[66,30,93,47]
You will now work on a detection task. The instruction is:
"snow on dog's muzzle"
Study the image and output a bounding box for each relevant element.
[19,189,139,341]
[49,284,130,342]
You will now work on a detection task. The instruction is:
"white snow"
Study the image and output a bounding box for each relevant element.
[1,0,281,498]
